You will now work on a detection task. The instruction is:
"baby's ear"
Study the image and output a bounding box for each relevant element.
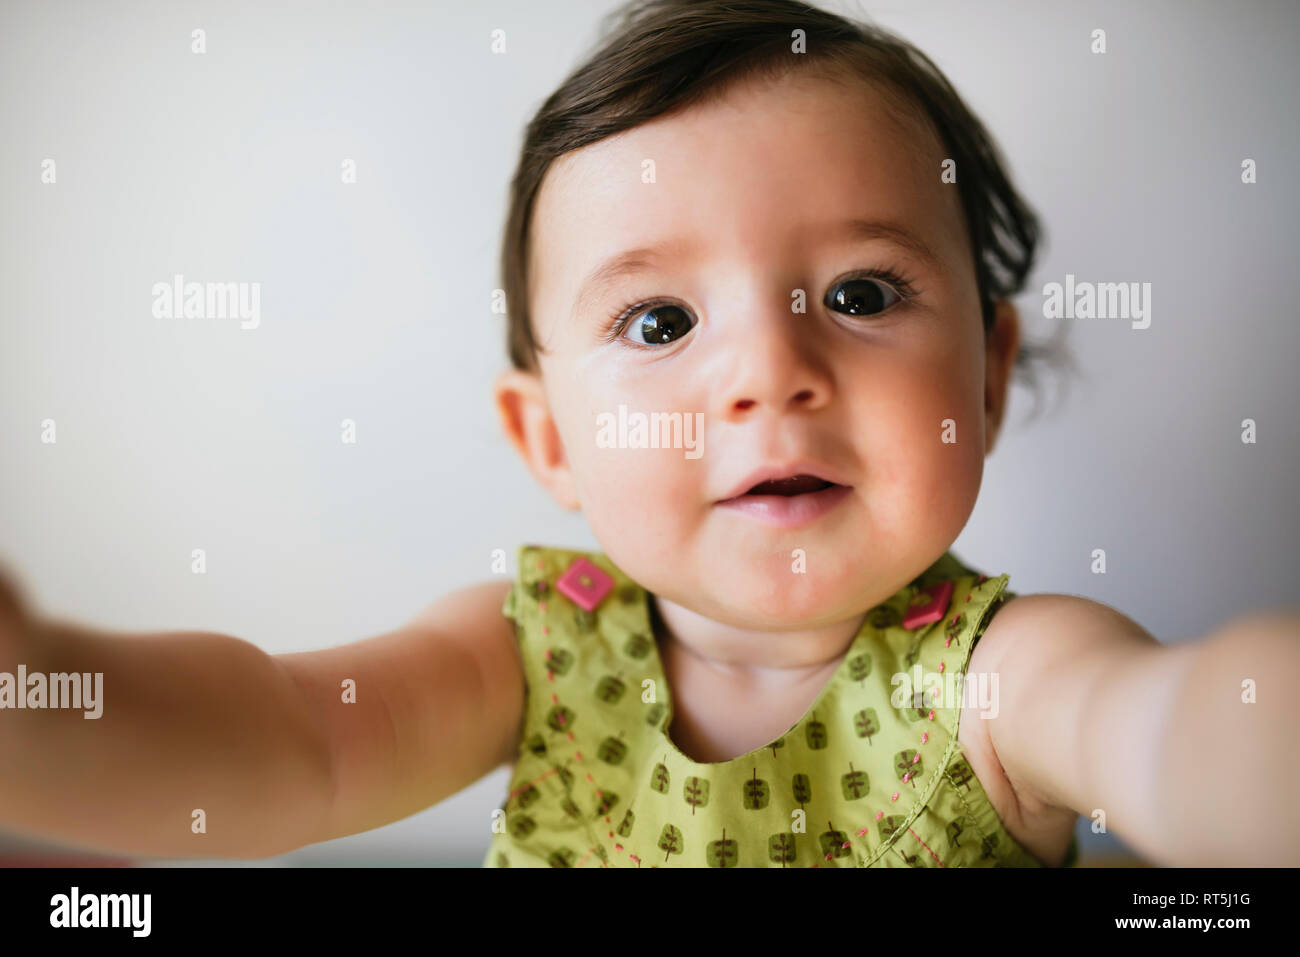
[983,299,1020,456]
[493,369,580,511]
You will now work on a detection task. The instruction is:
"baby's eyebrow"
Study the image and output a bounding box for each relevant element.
[571,218,941,317]
[572,239,695,319]
[823,218,943,272]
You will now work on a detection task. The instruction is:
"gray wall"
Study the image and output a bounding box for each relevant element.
[1,0,1296,866]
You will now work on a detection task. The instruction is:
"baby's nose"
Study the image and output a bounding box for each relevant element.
[711,318,833,421]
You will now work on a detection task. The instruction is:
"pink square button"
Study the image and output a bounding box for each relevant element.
[555,557,614,612]
[902,580,954,630]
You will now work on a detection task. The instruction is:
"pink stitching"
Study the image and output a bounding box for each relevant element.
[907,827,945,866]
[507,766,558,800]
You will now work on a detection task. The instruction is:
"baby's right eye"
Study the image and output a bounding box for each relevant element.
[619,302,697,346]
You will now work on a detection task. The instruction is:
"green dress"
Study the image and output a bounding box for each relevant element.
[484,544,1080,868]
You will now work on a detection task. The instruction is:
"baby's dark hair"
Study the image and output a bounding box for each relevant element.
[500,0,1071,416]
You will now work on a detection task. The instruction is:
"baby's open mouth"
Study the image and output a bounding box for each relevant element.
[715,471,852,529]
[742,475,837,496]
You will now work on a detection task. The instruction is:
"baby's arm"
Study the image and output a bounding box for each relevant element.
[277,580,521,847]
[0,567,520,860]
[971,594,1300,865]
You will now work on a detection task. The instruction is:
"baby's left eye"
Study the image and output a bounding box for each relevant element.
[824,277,903,317]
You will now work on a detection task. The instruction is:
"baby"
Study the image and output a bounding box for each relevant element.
[1,0,1297,869]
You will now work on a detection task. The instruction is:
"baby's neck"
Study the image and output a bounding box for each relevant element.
[649,593,866,688]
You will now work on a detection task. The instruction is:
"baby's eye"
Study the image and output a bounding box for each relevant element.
[621,303,697,346]
[824,276,904,317]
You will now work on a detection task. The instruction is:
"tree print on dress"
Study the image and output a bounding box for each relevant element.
[644,702,666,727]
[869,605,900,629]
[894,845,920,866]
[598,732,627,765]
[509,814,537,839]
[840,762,869,800]
[978,833,1001,863]
[616,808,635,837]
[945,612,966,646]
[819,821,851,860]
[595,674,625,704]
[898,701,929,724]
[649,758,670,794]
[806,712,828,749]
[896,748,924,788]
[768,832,797,867]
[658,823,683,862]
[768,735,785,759]
[707,828,739,868]
[946,814,975,850]
[623,632,651,659]
[683,776,710,815]
[792,773,812,810]
[548,847,576,868]
[743,768,770,809]
[848,652,872,684]
[544,647,574,676]
[947,755,976,791]
[853,707,880,745]
[545,704,576,733]
[879,813,907,841]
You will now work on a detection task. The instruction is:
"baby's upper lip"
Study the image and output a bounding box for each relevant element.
[715,461,853,503]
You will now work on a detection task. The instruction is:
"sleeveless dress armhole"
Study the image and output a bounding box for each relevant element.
[962,582,1081,868]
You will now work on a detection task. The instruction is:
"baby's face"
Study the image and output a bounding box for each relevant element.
[519,68,1016,629]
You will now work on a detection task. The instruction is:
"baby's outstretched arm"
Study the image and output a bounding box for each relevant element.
[972,594,1300,866]
[0,567,520,860]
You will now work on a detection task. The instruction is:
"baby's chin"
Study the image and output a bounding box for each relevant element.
[610,538,909,630]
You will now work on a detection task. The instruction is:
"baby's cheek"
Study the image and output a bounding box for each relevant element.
[860,367,983,542]
[577,442,695,549]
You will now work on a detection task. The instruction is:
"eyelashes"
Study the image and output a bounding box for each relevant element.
[599,263,921,346]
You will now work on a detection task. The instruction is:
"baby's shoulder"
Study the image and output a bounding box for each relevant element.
[974,592,1155,671]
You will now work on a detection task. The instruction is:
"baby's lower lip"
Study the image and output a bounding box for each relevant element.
[714,484,853,529]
